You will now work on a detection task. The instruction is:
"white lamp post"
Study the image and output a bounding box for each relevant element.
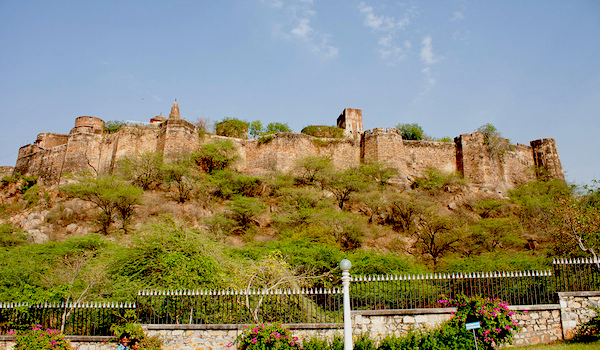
[340,259,352,350]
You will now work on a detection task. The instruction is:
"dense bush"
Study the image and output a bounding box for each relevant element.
[194,139,239,174]
[215,117,249,138]
[301,125,344,138]
[103,120,126,134]
[232,323,301,350]
[10,325,70,350]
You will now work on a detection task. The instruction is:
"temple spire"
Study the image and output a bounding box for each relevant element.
[169,100,181,119]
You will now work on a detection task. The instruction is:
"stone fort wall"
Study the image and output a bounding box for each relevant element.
[12,106,563,191]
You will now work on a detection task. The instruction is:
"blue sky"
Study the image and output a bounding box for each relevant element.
[1,1,599,185]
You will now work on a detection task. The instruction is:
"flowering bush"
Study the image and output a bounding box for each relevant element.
[231,323,301,350]
[109,322,162,350]
[439,295,519,349]
[10,325,71,350]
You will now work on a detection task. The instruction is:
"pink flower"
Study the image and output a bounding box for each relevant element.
[226,343,233,347]
[252,337,258,344]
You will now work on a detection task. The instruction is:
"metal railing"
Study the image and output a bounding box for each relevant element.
[1,259,600,335]
[350,270,555,310]
[0,302,135,336]
[136,288,342,325]
[553,258,600,292]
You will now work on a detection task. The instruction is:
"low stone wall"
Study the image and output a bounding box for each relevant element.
[559,291,600,340]
[2,292,600,349]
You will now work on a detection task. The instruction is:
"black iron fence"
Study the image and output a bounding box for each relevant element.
[136,288,342,325]
[0,301,135,336]
[1,259,600,336]
[351,270,555,310]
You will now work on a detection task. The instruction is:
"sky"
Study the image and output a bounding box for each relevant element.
[0,0,599,186]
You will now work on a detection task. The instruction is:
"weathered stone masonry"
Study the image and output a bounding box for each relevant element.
[13,104,563,192]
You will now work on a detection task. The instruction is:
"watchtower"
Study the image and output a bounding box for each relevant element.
[337,108,363,139]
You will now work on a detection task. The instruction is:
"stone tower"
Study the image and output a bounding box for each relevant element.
[530,138,564,180]
[337,108,363,139]
[169,100,181,119]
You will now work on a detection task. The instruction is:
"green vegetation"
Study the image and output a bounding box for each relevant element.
[215,117,249,138]
[396,123,424,140]
[1,136,599,308]
[301,125,344,138]
[103,120,127,134]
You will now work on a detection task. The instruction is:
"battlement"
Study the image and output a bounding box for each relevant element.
[12,103,564,191]
[363,127,402,138]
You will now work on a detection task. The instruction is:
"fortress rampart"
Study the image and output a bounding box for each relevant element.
[13,103,564,192]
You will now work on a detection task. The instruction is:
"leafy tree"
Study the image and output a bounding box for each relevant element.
[103,120,126,134]
[194,117,212,133]
[220,196,267,235]
[194,139,239,174]
[62,174,142,233]
[359,162,397,187]
[467,218,521,254]
[215,117,249,139]
[551,194,600,264]
[117,151,163,190]
[476,123,512,160]
[294,155,333,185]
[160,156,201,203]
[322,168,369,209]
[396,123,424,140]
[113,218,227,289]
[411,213,463,266]
[265,122,292,134]
[411,168,466,193]
[386,193,427,232]
[249,120,264,138]
[209,170,264,199]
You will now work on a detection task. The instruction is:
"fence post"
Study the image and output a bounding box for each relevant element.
[340,259,353,350]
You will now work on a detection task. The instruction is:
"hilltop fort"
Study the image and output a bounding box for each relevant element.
[13,101,563,193]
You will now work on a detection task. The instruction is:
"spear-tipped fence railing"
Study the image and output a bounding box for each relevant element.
[2,260,600,335]
[136,288,343,325]
[0,301,136,336]
[553,258,600,292]
[350,270,556,310]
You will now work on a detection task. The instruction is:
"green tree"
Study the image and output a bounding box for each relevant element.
[265,122,292,134]
[223,196,267,235]
[322,168,369,209]
[396,123,424,140]
[476,123,512,160]
[62,174,142,233]
[411,213,463,266]
[117,151,163,190]
[103,120,126,134]
[160,156,201,203]
[194,139,239,174]
[294,155,333,185]
[249,120,264,138]
[359,162,397,187]
[215,117,249,139]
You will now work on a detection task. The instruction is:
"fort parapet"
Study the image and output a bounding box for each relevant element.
[13,103,564,192]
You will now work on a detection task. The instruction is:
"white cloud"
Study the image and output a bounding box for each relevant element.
[263,0,339,60]
[291,18,313,39]
[419,67,436,96]
[420,35,441,65]
[357,2,417,63]
[452,11,464,21]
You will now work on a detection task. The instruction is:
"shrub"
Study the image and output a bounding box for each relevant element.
[210,170,263,198]
[265,122,292,134]
[194,139,239,174]
[232,323,301,350]
[103,120,126,134]
[0,223,27,247]
[575,306,600,342]
[215,117,249,139]
[396,123,424,140]
[411,168,466,193]
[110,322,162,350]
[10,325,71,350]
[303,334,343,350]
[440,295,518,349]
[20,175,38,194]
[301,125,344,138]
[257,134,274,145]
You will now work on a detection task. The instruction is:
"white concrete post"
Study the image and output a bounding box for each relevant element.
[340,259,352,350]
